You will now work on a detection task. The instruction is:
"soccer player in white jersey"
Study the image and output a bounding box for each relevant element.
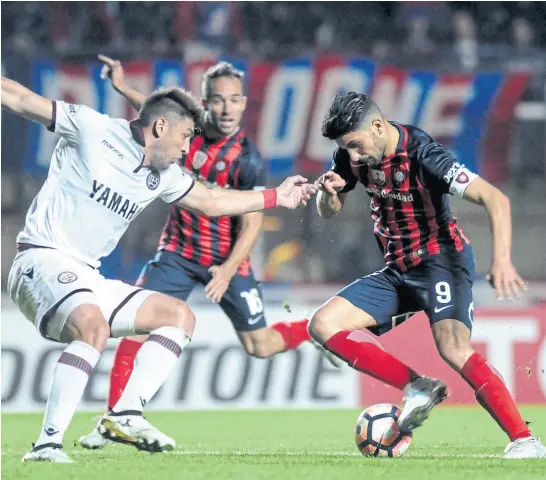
[1,76,317,463]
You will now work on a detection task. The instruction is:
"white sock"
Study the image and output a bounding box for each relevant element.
[113,326,190,413]
[35,341,100,447]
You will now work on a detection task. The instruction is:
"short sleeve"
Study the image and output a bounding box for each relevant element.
[160,166,196,203]
[418,142,478,197]
[238,142,266,191]
[331,148,358,193]
[48,101,107,145]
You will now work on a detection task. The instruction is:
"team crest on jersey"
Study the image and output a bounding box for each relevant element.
[456,171,469,184]
[68,104,80,116]
[58,272,77,284]
[216,161,226,172]
[394,170,405,184]
[146,171,160,190]
[192,151,208,169]
[371,170,386,185]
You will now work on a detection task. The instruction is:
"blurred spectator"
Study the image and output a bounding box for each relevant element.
[2,1,546,65]
[403,16,436,57]
[453,9,479,71]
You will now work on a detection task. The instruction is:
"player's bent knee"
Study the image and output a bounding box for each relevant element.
[168,301,196,335]
[62,305,110,351]
[308,309,336,344]
[309,297,377,345]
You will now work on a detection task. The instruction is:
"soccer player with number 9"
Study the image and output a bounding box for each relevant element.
[310,92,545,459]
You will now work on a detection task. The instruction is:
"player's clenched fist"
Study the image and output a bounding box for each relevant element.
[315,171,347,195]
[275,175,318,209]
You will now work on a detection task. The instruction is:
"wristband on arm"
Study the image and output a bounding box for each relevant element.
[262,189,277,209]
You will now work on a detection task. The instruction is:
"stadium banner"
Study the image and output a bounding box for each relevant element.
[1,301,359,412]
[23,57,529,181]
[359,308,546,406]
[2,299,544,412]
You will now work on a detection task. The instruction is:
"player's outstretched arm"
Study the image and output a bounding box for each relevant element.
[462,177,526,300]
[177,176,318,217]
[315,171,348,219]
[98,55,146,111]
[1,76,53,127]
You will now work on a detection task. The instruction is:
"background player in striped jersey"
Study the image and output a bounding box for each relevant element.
[79,57,337,449]
[310,92,545,459]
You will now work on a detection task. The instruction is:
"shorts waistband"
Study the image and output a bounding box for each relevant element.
[16,243,95,269]
[16,243,54,252]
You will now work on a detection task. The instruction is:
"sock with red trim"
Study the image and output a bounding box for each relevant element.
[324,330,420,389]
[107,338,143,411]
[461,353,531,441]
[271,319,311,350]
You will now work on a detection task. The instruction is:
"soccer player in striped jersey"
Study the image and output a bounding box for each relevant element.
[310,92,545,459]
[79,57,338,449]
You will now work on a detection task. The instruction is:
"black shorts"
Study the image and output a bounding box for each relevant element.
[336,243,475,335]
[136,250,266,332]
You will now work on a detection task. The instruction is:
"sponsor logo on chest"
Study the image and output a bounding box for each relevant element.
[90,180,144,221]
[365,166,412,202]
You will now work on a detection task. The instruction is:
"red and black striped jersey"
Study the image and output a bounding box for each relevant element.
[158,129,265,274]
[333,122,477,272]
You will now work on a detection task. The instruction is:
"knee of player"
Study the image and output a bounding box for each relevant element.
[80,317,110,351]
[308,309,331,344]
[168,302,196,336]
[63,304,110,351]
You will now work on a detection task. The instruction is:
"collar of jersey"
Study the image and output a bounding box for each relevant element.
[129,120,147,173]
[202,126,243,144]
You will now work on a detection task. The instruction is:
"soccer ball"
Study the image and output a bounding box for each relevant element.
[355,403,412,457]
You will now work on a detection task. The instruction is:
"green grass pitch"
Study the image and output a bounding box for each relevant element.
[2,407,545,480]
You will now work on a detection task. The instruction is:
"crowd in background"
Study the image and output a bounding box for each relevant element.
[2,2,545,285]
[2,2,546,71]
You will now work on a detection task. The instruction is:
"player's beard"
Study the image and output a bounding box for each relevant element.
[367,138,387,167]
[149,148,171,172]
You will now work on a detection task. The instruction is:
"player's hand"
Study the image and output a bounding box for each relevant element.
[315,171,346,196]
[486,260,527,300]
[275,175,318,209]
[205,264,237,303]
[98,54,125,92]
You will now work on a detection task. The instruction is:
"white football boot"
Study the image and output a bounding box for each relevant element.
[21,443,73,463]
[79,421,112,449]
[98,413,175,452]
[503,437,546,459]
[310,339,343,368]
[398,376,448,432]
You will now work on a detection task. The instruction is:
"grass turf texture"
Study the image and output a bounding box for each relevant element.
[2,407,545,480]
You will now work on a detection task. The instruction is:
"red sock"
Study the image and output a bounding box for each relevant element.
[461,353,531,441]
[324,330,419,390]
[107,338,143,411]
[271,319,311,350]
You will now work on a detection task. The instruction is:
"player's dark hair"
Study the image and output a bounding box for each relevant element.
[201,61,245,99]
[139,87,204,130]
[321,92,383,140]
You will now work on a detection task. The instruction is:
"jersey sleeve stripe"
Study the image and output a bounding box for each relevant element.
[47,100,57,132]
[169,178,196,204]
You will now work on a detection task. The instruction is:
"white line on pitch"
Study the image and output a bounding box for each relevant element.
[59,450,501,459]
[0,449,502,459]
